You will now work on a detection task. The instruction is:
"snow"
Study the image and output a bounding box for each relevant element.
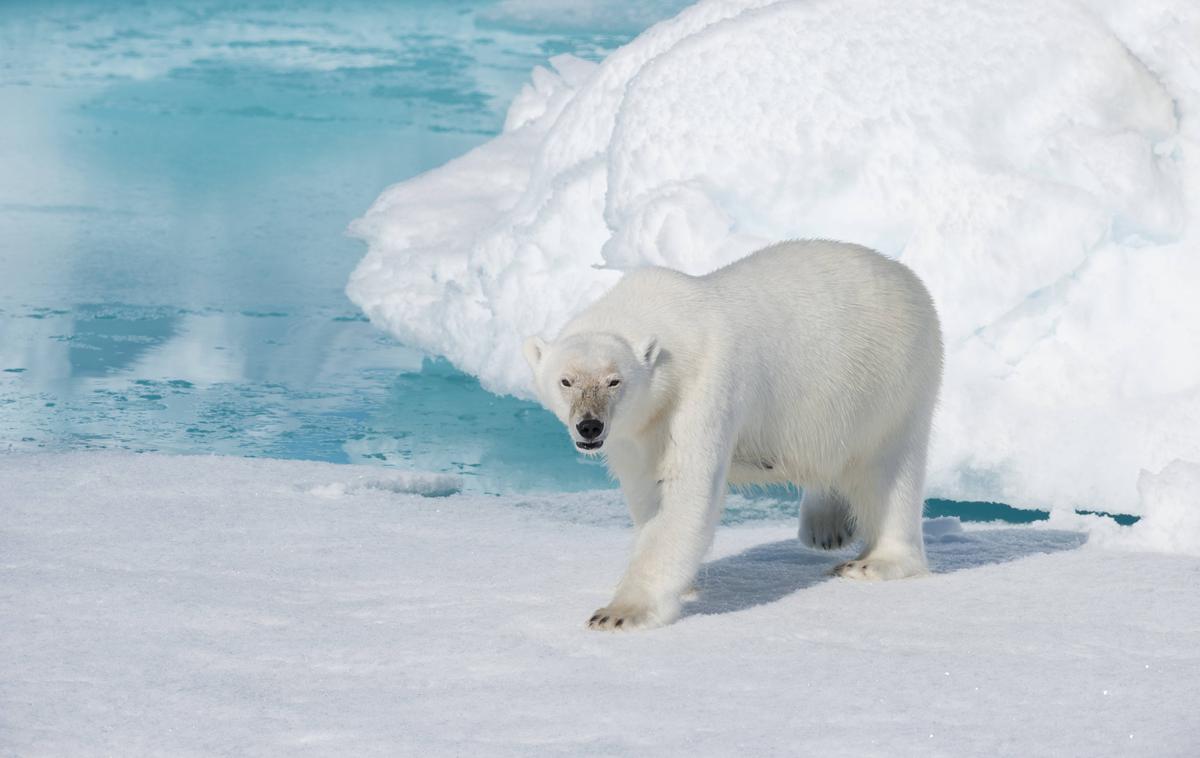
[3,452,1199,755]
[305,471,463,499]
[347,0,1200,521]
[1050,459,1200,557]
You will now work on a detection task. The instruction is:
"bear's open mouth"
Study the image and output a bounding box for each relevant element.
[575,441,603,451]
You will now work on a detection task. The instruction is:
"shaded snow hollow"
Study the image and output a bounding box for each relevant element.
[348,0,1200,522]
[3,453,1199,755]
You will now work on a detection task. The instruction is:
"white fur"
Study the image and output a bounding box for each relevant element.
[524,240,944,630]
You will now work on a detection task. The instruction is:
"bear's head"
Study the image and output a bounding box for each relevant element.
[522,331,661,454]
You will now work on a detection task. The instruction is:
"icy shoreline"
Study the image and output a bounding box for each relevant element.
[3,452,1198,755]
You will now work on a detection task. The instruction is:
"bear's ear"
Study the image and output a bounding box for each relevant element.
[522,336,547,369]
[637,335,661,368]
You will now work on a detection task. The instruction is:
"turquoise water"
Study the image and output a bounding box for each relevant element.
[0,0,656,492]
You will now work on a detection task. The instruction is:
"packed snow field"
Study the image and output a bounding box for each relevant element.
[349,0,1200,523]
[3,453,1199,756]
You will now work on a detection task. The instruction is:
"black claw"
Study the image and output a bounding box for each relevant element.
[615,619,624,628]
[836,536,843,547]
[599,615,610,624]
[589,614,600,623]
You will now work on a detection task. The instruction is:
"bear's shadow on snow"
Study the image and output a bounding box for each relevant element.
[683,524,1086,618]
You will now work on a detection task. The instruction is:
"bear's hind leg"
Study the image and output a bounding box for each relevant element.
[833,428,930,581]
[799,488,854,550]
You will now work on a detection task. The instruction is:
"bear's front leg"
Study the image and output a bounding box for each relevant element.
[588,421,733,631]
[605,441,662,530]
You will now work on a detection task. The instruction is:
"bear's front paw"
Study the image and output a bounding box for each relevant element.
[587,595,678,631]
[587,603,653,631]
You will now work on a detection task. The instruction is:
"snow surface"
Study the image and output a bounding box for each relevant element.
[1052,459,1200,557]
[305,470,463,499]
[3,452,1199,756]
[348,0,1200,519]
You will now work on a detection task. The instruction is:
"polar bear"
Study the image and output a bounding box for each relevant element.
[523,240,943,631]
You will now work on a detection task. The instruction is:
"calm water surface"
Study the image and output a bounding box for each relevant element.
[0,0,659,492]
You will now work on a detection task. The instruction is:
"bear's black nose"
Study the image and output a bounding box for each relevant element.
[576,418,604,440]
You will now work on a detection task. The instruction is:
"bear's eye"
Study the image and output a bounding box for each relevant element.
[608,378,621,388]
[560,378,572,388]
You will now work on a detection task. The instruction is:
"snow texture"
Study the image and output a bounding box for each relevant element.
[2,452,1198,755]
[306,471,462,499]
[1051,459,1200,557]
[347,0,1200,523]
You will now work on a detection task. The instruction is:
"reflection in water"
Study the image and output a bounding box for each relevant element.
[0,1,638,493]
[0,305,611,492]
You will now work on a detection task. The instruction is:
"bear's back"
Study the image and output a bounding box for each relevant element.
[562,239,941,392]
[706,240,939,347]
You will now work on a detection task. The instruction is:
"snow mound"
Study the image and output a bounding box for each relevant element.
[1051,459,1200,556]
[1131,460,1200,556]
[922,516,965,540]
[306,472,463,498]
[348,0,1200,517]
